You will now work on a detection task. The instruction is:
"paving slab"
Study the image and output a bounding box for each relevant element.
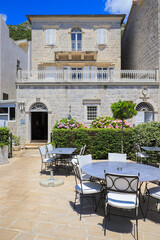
[0,149,159,240]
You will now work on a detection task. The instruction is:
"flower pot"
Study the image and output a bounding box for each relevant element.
[0,146,9,164]
[13,146,21,151]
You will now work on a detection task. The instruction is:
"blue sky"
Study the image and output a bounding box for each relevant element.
[0,0,132,25]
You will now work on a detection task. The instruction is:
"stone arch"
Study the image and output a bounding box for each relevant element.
[25,98,52,113]
[25,99,52,143]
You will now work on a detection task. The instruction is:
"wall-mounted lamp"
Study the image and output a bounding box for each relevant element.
[68,105,72,120]
[18,102,25,112]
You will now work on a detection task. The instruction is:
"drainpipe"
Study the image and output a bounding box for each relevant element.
[155,68,159,82]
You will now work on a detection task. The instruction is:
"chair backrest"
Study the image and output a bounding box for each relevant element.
[134,144,141,153]
[46,144,54,153]
[79,146,84,155]
[81,144,86,155]
[73,164,83,184]
[78,154,92,169]
[108,153,127,162]
[104,172,139,194]
[39,146,47,159]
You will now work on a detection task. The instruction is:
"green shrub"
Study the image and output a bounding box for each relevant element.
[0,127,10,148]
[12,135,20,146]
[131,122,160,165]
[54,118,87,130]
[90,116,132,129]
[52,128,132,159]
[52,122,160,164]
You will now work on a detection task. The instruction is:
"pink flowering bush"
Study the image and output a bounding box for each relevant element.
[54,118,87,130]
[90,116,132,129]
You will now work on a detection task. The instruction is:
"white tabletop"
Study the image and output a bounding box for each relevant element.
[49,147,77,155]
[82,161,160,182]
[141,146,160,152]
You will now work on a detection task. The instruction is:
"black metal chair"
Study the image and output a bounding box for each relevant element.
[39,146,54,173]
[134,144,150,163]
[145,180,160,218]
[104,171,140,240]
[73,164,103,220]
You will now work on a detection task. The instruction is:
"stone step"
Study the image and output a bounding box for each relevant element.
[24,142,47,149]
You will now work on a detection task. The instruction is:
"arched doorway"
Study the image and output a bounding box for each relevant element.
[135,102,154,125]
[30,103,48,141]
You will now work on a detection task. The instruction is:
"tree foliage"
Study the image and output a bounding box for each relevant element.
[8,21,31,41]
[111,100,137,153]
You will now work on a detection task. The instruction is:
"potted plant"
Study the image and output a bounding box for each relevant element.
[111,100,137,153]
[13,135,21,151]
[0,127,9,164]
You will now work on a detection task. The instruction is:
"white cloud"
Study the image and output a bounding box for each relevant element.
[0,13,7,22]
[104,0,132,21]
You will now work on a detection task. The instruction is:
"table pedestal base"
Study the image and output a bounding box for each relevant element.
[40,178,64,187]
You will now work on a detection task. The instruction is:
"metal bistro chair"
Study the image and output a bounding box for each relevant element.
[134,144,150,163]
[46,144,56,159]
[73,164,103,220]
[145,165,160,218]
[78,154,93,181]
[104,171,140,240]
[108,153,127,162]
[39,145,54,173]
[71,145,86,165]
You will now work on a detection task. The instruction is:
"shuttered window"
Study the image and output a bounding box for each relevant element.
[97,29,107,45]
[46,29,56,45]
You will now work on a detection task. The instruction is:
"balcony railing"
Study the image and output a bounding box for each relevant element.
[17,69,158,83]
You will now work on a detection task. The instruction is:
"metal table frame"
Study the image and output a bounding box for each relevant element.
[49,147,77,173]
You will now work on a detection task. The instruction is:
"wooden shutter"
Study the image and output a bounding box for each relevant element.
[145,112,154,122]
[46,29,50,45]
[91,66,97,80]
[97,29,107,45]
[46,29,56,45]
[45,66,56,80]
[97,29,101,45]
[135,111,144,126]
[63,66,71,80]
[83,66,90,80]
[102,29,107,45]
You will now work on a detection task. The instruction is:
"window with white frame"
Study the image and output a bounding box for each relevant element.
[97,28,107,46]
[72,68,82,79]
[135,102,154,125]
[46,29,56,46]
[97,68,108,79]
[87,106,97,120]
[71,28,82,51]
[0,106,15,126]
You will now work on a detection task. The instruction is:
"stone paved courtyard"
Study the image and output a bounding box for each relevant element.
[0,149,159,240]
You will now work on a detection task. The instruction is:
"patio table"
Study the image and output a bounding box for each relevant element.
[141,146,160,152]
[49,147,77,173]
[81,161,160,182]
[49,147,77,155]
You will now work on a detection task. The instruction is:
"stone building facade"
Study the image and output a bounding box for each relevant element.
[15,14,159,144]
[0,15,29,132]
[122,0,159,70]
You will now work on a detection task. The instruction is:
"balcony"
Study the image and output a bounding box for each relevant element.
[17,69,158,83]
[55,51,97,61]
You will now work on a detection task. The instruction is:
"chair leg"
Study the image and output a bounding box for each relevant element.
[145,194,150,220]
[136,207,138,240]
[80,195,83,220]
[95,192,103,212]
[74,191,78,209]
[104,202,108,236]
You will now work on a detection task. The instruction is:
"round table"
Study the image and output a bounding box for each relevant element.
[82,161,160,182]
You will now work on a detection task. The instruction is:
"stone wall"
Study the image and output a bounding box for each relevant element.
[0,15,28,100]
[122,0,159,70]
[31,18,122,70]
[8,121,16,136]
[16,83,159,144]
